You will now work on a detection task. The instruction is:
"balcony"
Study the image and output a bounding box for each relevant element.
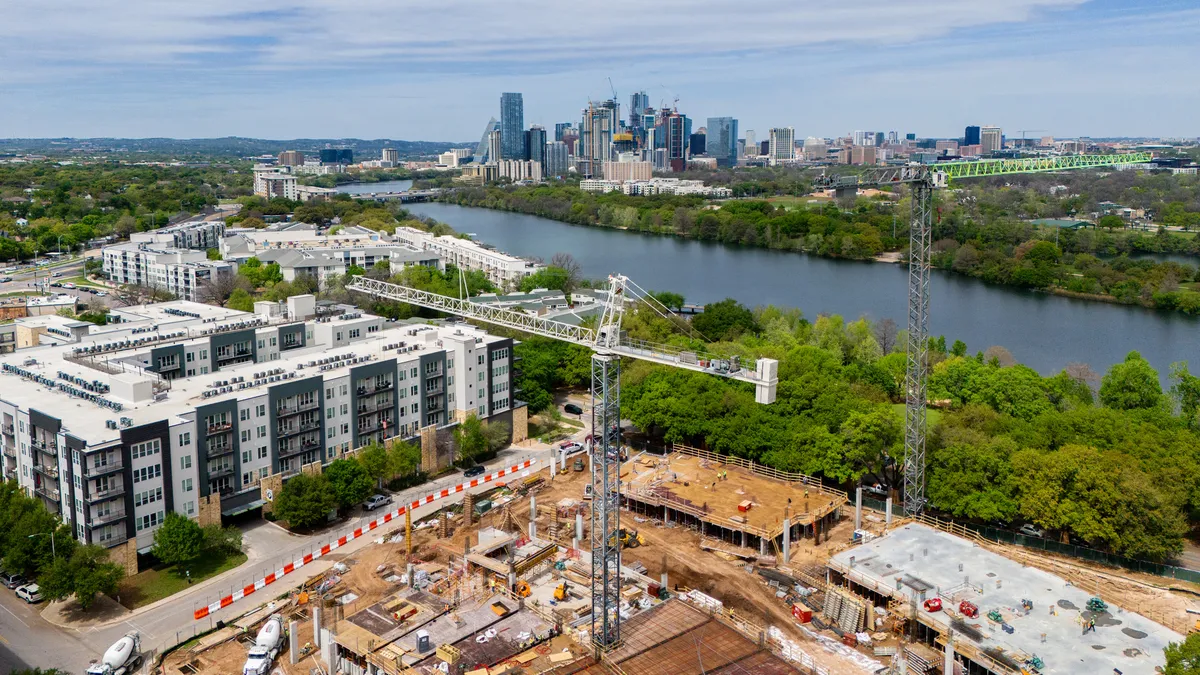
[86,460,124,477]
[32,463,59,479]
[206,443,235,457]
[4,467,16,480]
[276,399,320,417]
[216,348,253,365]
[206,421,233,434]
[2,447,15,459]
[88,484,125,503]
[357,381,394,396]
[96,532,129,548]
[357,420,386,435]
[35,440,58,455]
[426,398,444,412]
[90,509,127,527]
[1,424,13,436]
[357,399,393,415]
[280,340,303,352]
[35,485,61,502]
[278,419,321,437]
[279,439,321,459]
[208,464,234,479]
[425,384,444,396]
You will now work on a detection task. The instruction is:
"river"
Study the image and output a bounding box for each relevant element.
[401,202,1200,380]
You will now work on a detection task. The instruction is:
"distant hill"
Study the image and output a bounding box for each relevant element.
[0,137,475,159]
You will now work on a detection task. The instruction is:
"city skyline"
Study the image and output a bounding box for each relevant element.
[1,1,1197,140]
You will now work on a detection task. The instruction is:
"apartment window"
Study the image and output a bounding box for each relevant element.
[186,352,194,363]
[411,403,419,414]
[180,455,192,470]
[131,439,161,458]
[340,384,348,396]
[447,358,454,369]
[240,409,250,421]
[185,501,195,516]
[340,403,348,415]
[133,464,162,483]
[241,450,251,463]
[257,447,268,459]
[243,472,253,486]
[270,337,277,346]
[341,423,349,435]
[257,425,266,439]
[478,355,485,365]
[411,385,419,396]
[327,427,336,439]
[492,348,509,360]
[241,430,251,443]
[183,478,193,492]
[478,372,485,382]
[178,432,191,447]
[256,404,266,417]
[410,367,418,378]
[447,376,454,385]
[200,366,209,374]
[327,407,335,420]
[349,329,360,339]
[326,387,334,399]
[199,349,208,360]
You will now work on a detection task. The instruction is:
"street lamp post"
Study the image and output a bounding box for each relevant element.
[28,531,55,559]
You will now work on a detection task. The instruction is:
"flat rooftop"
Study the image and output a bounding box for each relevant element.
[0,319,500,446]
[829,523,1182,675]
[622,452,841,536]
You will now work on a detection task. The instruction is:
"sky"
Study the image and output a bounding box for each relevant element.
[1,0,1196,141]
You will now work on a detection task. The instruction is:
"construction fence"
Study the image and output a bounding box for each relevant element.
[857,499,1200,585]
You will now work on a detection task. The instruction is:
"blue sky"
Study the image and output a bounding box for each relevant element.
[1,0,1195,140]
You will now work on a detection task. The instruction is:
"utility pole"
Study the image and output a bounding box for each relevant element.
[28,531,55,559]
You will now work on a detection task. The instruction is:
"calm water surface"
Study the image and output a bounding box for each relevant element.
[405,202,1200,379]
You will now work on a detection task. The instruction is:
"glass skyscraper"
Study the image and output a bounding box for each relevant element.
[707,117,738,167]
[526,125,547,169]
[500,93,525,160]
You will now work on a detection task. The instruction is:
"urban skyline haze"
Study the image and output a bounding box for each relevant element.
[0,0,1196,140]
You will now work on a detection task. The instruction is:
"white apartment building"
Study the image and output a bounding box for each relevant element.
[580,178,732,199]
[221,225,444,282]
[495,159,542,182]
[0,298,520,567]
[601,161,652,182]
[129,220,226,250]
[391,227,541,288]
[102,243,237,302]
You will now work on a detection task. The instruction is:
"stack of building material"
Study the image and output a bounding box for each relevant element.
[822,588,866,634]
[906,650,932,673]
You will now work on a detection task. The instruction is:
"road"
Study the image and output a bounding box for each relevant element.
[0,445,555,673]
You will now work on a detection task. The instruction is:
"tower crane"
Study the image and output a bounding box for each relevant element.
[816,152,1153,517]
[346,274,778,655]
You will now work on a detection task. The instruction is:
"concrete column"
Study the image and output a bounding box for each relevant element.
[944,630,954,674]
[759,537,767,556]
[312,604,321,647]
[407,562,415,588]
[740,530,746,548]
[660,554,668,592]
[885,497,893,526]
[576,513,584,540]
[289,620,299,664]
[529,495,537,539]
[855,487,863,531]
[550,456,557,479]
[782,506,791,564]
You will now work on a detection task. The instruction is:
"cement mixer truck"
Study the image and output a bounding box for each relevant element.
[85,631,142,675]
[242,613,285,675]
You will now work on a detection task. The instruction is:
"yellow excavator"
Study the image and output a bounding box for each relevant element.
[616,528,645,549]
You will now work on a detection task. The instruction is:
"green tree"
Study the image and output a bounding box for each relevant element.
[1099,351,1164,410]
[325,458,373,509]
[202,524,243,556]
[482,420,511,452]
[357,443,391,488]
[387,440,423,479]
[1170,362,1200,429]
[692,298,759,341]
[1165,632,1200,674]
[38,543,125,610]
[1098,214,1125,229]
[227,287,255,312]
[206,248,222,260]
[454,414,489,465]
[649,291,685,311]
[152,512,204,566]
[273,473,337,529]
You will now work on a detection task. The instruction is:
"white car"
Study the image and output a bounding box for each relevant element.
[16,583,42,603]
[363,494,393,511]
[62,283,76,289]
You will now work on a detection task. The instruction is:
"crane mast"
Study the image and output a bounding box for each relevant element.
[818,152,1153,516]
[346,275,777,653]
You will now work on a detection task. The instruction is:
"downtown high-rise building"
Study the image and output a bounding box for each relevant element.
[768,127,795,165]
[526,125,547,170]
[629,91,650,128]
[544,141,569,178]
[487,130,503,165]
[980,126,1003,154]
[475,117,500,163]
[744,130,757,155]
[580,99,620,178]
[554,122,573,142]
[500,92,525,160]
[665,112,687,172]
[964,125,982,146]
[707,117,738,167]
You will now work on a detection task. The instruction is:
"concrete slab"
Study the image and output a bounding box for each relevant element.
[829,523,1182,675]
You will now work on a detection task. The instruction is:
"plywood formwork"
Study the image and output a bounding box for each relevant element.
[620,448,842,546]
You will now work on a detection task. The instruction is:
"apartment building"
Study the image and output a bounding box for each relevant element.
[129,220,226,250]
[390,227,541,288]
[102,243,236,302]
[0,298,520,568]
[221,225,443,282]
